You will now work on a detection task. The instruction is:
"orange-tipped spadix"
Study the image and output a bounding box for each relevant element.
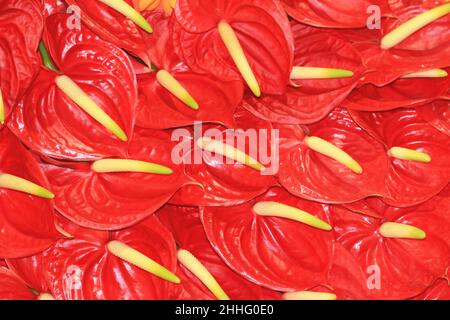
[107,241,180,283]
[388,147,431,163]
[92,159,173,175]
[381,3,450,49]
[55,75,128,142]
[217,20,261,97]
[304,136,363,174]
[0,173,54,199]
[290,67,354,80]
[196,137,266,172]
[37,293,55,300]
[0,87,5,125]
[156,70,199,110]
[401,69,448,78]
[379,222,426,240]
[135,0,159,12]
[177,249,229,300]
[253,201,332,231]
[283,291,337,300]
[99,0,153,33]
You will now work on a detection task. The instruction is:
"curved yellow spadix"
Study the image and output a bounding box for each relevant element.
[0,173,54,199]
[92,159,173,175]
[401,69,448,78]
[196,137,265,172]
[290,67,354,80]
[379,222,426,240]
[99,0,153,33]
[55,75,128,142]
[156,70,199,110]
[177,249,229,300]
[253,201,332,231]
[107,241,180,283]
[305,136,363,174]
[388,147,431,163]
[381,3,450,49]
[283,291,337,300]
[217,20,261,97]
[0,87,5,125]
[37,293,55,300]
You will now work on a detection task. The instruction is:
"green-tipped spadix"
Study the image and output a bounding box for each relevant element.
[55,75,128,142]
[0,87,5,125]
[253,201,332,231]
[177,249,229,300]
[92,159,173,175]
[218,20,261,97]
[304,136,363,174]
[37,293,55,300]
[379,222,426,240]
[283,291,337,300]
[388,147,431,163]
[99,0,153,33]
[156,70,199,110]
[0,173,54,199]
[401,69,448,78]
[290,67,354,80]
[107,241,180,283]
[196,137,266,172]
[381,3,450,49]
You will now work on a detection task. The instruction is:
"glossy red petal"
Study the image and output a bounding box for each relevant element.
[349,109,450,207]
[0,0,43,125]
[0,267,36,300]
[9,14,137,160]
[158,205,280,299]
[42,128,188,230]
[277,108,389,204]
[46,216,180,300]
[0,129,57,258]
[173,0,294,95]
[201,187,334,292]
[331,195,450,299]
[416,100,450,137]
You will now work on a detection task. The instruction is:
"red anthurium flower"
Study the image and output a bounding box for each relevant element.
[0,0,43,126]
[201,187,334,292]
[331,193,450,299]
[169,108,277,207]
[349,108,450,207]
[277,108,389,204]
[136,13,243,129]
[416,100,450,137]
[343,68,450,111]
[0,268,37,300]
[41,128,188,230]
[158,205,281,300]
[45,216,180,300]
[281,0,390,28]
[241,22,365,125]
[0,129,58,258]
[172,0,294,96]
[9,14,137,161]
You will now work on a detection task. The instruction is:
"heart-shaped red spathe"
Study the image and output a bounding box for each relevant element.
[169,109,277,207]
[201,187,334,292]
[349,108,450,207]
[344,70,450,111]
[64,0,153,65]
[46,216,180,300]
[331,193,450,299]
[41,128,188,230]
[0,0,43,126]
[0,129,58,259]
[281,0,390,28]
[9,14,137,161]
[158,205,280,300]
[173,0,294,95]
[277,108,389,204]
[0,267,37,300]
[241,22,365,125]
[416,100,450,137]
